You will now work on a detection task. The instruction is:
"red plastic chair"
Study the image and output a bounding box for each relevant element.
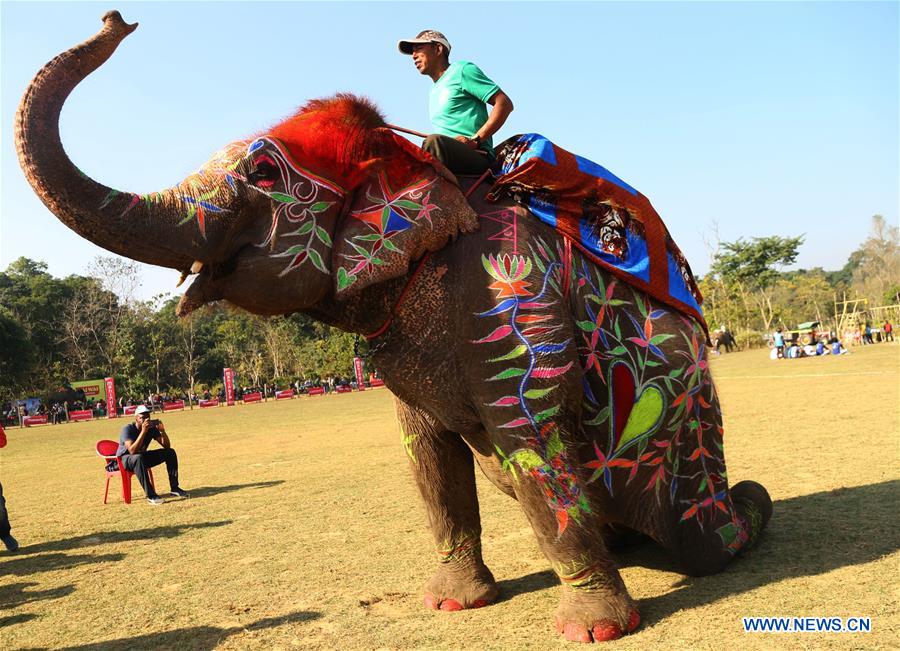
[96,440,154,504]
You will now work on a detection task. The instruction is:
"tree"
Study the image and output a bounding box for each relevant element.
[215,311,265,387]
[773,269,834,327]
[58,275,119,378]
[710,235,805,331]
[0,307,35,401]
[0,257,79,392]
[849,215,900,305]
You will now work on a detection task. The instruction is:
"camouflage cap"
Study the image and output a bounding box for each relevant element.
[398,30,451,55]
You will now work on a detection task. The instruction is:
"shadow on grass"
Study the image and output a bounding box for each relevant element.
[497,569,559,601]
[616,480,900,623]
[16,520,232,555]
[28,610,322,651]
[0,612,38,627]
[185,480,285,500]
[0,552,125,577]
[0,581,75,609]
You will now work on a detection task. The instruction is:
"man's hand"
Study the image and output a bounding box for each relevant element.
[125,418,152,454]
[454,135,480,149]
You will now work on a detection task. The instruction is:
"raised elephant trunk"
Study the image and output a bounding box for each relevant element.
[15,11,210,271]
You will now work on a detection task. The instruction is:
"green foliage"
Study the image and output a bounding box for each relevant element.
[711,235,805,290]
[0,306,34,396]
[0,257,359,402]
[700,218,899,348]
[733,330,766,350]
[708,235,805,332]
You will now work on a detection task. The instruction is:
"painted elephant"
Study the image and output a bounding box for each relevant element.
[16,12,772,643]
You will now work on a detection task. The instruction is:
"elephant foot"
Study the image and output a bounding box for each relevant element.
[553,588,640,643]
[423,560,498,611]
[731,480,773,551]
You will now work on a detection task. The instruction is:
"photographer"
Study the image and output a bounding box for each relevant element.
[116,405,189,505]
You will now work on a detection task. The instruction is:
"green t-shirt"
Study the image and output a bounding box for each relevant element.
[428,61,500,155]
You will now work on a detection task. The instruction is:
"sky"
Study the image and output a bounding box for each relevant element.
[1,1,897,302]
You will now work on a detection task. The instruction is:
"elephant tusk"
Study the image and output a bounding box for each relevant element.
[176,261,205,288]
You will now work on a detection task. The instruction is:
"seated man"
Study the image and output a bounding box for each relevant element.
[398,29,513,175]
[117,405,188,505]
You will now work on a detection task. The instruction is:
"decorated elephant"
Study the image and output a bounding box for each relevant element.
[16,12,772,643]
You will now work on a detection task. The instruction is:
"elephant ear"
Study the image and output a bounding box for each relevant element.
[332,130,479,298]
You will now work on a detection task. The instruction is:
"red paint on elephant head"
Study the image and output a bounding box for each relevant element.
[265,94,437,190]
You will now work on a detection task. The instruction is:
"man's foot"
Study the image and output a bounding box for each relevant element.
[170,488,189,498]
[2,534,19,552]
[147,496,165,505]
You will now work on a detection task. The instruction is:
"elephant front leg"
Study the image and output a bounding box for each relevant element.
[510,474,641,642]
[396,400,498,611]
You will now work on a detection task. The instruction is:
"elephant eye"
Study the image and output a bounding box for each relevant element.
[248,154,279,189]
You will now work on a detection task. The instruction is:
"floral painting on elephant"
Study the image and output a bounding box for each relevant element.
[474,232,751,553]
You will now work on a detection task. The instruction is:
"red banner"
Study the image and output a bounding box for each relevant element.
[224,367,235,406]
[123,405,138,416]
[198,398,219,408]
[335,385,352,393]
[354,356,365,391]
[162,400,185,412]
[306,387,325,396]
[275,389,295,400]
[242,391,262,403]
[24,415,49,427]
[369,379,385,388]
[68,410,93,422]
[104,377,117,419]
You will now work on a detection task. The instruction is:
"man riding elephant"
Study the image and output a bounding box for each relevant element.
[398,29,514,175]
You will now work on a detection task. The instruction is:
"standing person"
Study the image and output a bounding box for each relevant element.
[773,328,785,358]
[0,424,18,552]
[883,320,893,342]
[117,405,189,505]
[864,322,874,344]
[398,29,514,175]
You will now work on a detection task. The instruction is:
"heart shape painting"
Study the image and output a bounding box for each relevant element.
[608,362,665,453]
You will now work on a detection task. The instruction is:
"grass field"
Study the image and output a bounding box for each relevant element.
[1,344,898,650]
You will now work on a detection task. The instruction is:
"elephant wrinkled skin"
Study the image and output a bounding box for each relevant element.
[16,12,772,643]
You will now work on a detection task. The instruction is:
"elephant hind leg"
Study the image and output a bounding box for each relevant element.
[730,480,773,549]
[665,480,773,578]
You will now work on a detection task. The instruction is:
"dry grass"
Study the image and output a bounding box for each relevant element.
[1,344,898,650]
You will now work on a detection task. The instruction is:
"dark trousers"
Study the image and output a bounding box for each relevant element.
[0,481,11,539]
[121,448,180,499]
[885,331,894,341]
[422,134,492,175]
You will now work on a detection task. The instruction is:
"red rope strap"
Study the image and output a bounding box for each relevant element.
[465,168,493,199]
[364,252,432,341]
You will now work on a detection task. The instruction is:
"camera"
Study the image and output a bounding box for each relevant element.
[150,419,161,427]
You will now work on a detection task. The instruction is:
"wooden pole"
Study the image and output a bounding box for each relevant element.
[385,123,429,139]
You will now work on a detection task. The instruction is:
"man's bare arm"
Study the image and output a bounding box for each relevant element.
[156,421,171,449]
[478,90,514,141]
[456,90,514,149]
